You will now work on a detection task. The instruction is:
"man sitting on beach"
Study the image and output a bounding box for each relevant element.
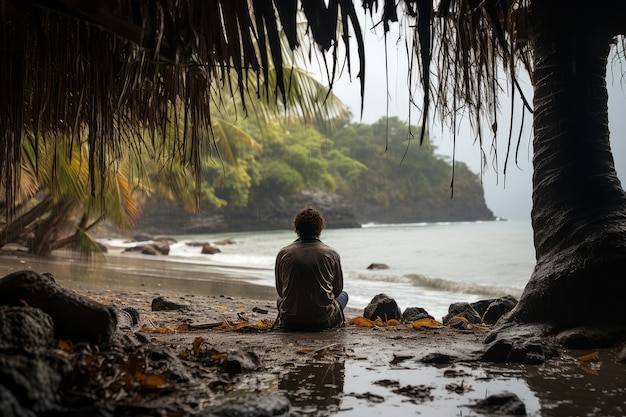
[274,206,349,331]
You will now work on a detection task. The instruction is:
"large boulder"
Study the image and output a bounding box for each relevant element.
[0,270,118,344]
[363,293,402,322]
[443,302,482,325]
[0,305,74,417]
[472,296,518,325]
[0,307,55,351]
[401,307,433,324]
[443,296,518,325]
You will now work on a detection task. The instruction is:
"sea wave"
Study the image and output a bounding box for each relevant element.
[351,271,523,298]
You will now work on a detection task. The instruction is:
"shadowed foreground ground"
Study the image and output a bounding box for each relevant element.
[55,284,626,416]
[1,254,625,416]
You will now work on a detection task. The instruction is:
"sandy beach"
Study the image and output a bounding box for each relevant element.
[1,252,625,416]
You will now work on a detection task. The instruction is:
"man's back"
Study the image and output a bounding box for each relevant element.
[275,238,344,330]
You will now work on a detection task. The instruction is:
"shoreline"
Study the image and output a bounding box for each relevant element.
[0,250,279,302]
[2,253,626,416]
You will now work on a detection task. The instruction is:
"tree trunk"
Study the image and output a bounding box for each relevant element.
[502,3,626,330]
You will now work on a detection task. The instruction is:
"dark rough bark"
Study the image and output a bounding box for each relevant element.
[496,2,626,332]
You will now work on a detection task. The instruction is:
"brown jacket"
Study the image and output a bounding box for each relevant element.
[275,237,344,330]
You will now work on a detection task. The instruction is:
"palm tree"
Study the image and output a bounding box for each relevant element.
[3,1,626,347]
[433,1,626,337]
[0,0,359,208]
[1,2,348,256]
[0,134,140,256]
[364,0,626,351]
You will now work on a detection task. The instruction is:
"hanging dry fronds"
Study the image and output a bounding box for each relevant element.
[0,0,365,214]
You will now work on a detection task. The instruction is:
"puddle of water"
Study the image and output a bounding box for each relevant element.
[274,360,540,416]
[272,353,626,417]
[338,361,540,416]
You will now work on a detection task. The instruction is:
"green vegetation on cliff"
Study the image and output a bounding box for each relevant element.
[139,116,494,233]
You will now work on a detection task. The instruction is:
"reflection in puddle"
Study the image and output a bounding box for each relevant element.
[340,362,541,416]
[278,360,541,416]
[275,354,626,417]
[279,361,345,416]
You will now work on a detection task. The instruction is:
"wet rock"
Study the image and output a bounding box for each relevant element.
[467,391,527,415]
[123,241,169,255]
[0,307,54,351]
[0,270,117,344]
[201,244,221,254]
[447,316,472,330]
[222,351,262,376]
[146,345,193,383]
[367,263,389,270]
[154,236,177,245]
[443,302,481,325]
[618,345,626,363]
[0,303,68,417]
[109,332,143,352]
[444,297,518,326]
[555,325,626,349]
[132,232,154,242]
[117,306,140,330]
[214,239,236,245]
[0,384,31,417]
[151,241,170,255]
[482,323,559,364]
[0,351,73,414]
[478,296,518,325]
[185,241,208,247]
[420,353,455,364]
[401,307,433,324]
[469,298,496,317]
[151,296,190,311]
[199,394,291,417]
[123,306,140,325]
[364,293,402,322]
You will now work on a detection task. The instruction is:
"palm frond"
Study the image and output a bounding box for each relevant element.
[1,0,364,213]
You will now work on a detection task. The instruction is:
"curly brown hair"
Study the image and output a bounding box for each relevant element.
[293,206,325,238]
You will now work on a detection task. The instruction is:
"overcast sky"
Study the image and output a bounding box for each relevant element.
[324,25,626,222]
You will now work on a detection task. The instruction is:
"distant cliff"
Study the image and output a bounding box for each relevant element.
[131,189,495,236]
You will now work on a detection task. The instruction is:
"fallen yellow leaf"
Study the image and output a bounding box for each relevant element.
[348,316,402,327]
[348,317,376,327]
[155,326,175,333]
[255,319,274,329]
[192,337,205,354]
[57,339,73,352]
[577,352,599,362]
[297,343,338,357]
[215,305,227,309]
[406,318,443,329]
[136,372,168,389]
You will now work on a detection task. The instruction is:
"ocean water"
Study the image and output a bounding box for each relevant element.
[101,218,536,321]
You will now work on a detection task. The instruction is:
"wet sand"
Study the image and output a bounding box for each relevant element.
[1,252,625,416]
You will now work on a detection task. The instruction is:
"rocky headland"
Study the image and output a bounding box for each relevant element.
[129,190,495,236]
